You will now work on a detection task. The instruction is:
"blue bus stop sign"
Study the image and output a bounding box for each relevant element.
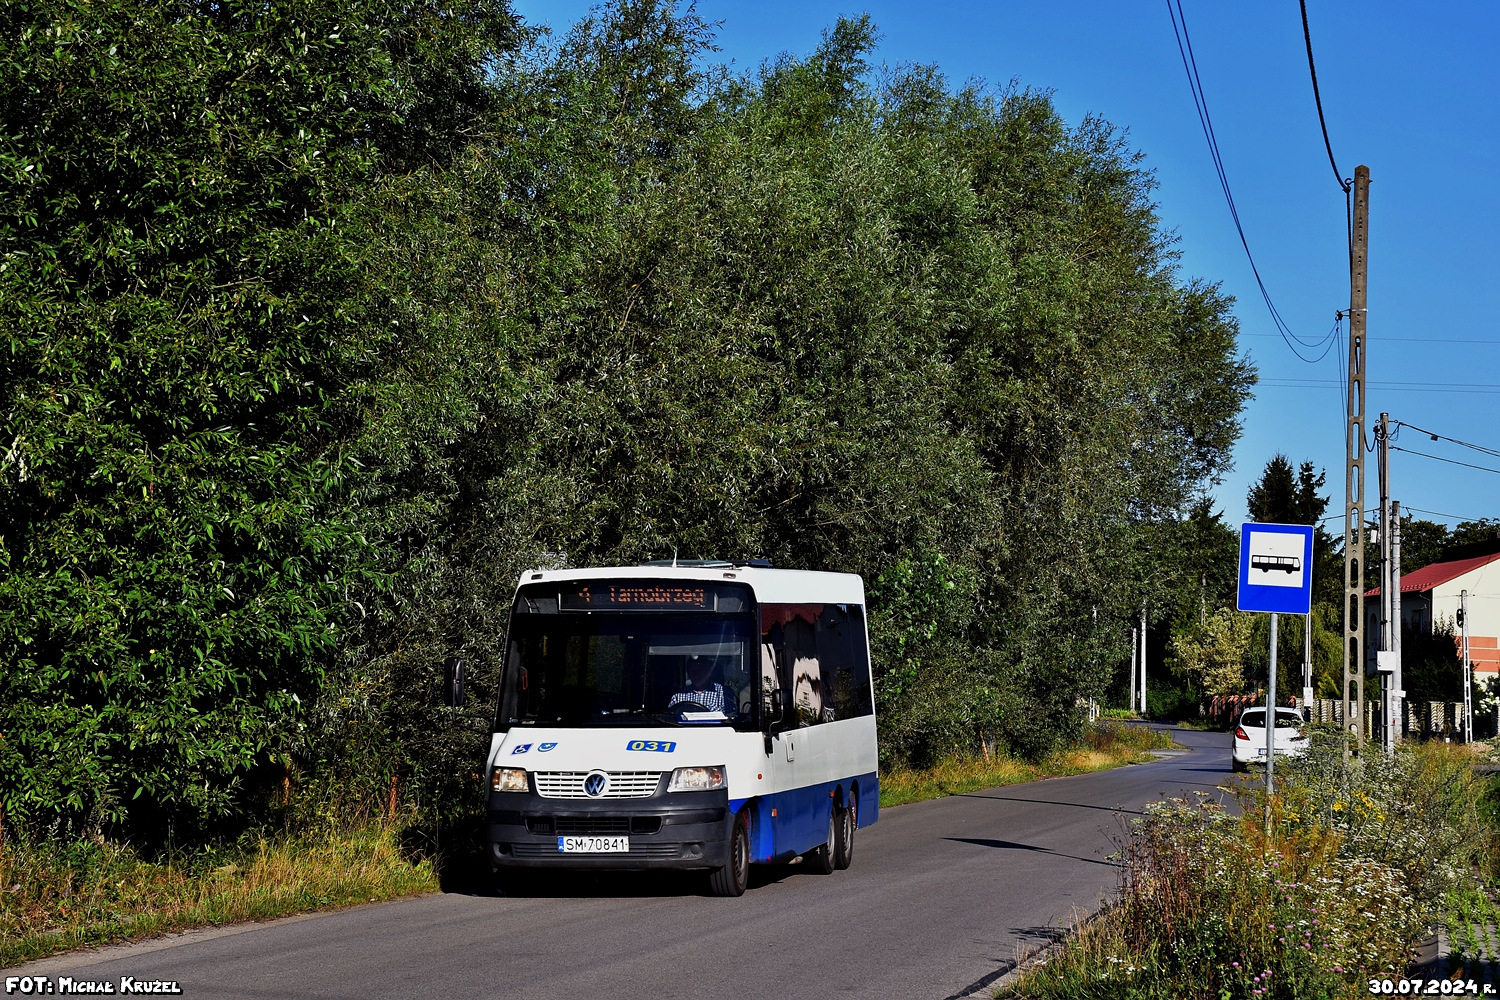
[1237,522,1315,615]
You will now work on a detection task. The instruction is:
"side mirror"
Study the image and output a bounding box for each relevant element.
[444,657,466,709]
[768,689,786,729]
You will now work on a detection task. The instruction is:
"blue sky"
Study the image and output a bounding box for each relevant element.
[515,1,1500,533]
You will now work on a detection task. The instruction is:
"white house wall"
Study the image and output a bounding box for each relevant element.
[1433,564,1500,673]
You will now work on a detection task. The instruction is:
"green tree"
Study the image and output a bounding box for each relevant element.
[1171,607,1257,697]
[1445,519,1500,560]
[2,0,1257,840]
[0,0,519,839]
[1398,517,1449,575]
[318,5,1256,768]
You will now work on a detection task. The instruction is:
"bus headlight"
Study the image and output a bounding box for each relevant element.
[491,767,529,793]
[667,766,725,792]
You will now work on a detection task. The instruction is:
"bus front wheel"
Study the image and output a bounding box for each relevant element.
[709,813,750,897]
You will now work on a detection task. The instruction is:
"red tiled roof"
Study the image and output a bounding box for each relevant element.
[1365,551,1500,597]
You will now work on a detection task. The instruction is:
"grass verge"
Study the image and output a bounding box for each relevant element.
[0,824,438,969]
[3,721,1177,968]
[879,721,1181,809]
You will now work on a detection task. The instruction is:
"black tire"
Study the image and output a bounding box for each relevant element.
[490,867,535,896]
[834,798,855,870]
[1231,757,1245,773]
[709,814,750,897]
[807,804,837,875]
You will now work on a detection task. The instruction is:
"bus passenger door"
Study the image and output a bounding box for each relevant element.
[760,627,802,860]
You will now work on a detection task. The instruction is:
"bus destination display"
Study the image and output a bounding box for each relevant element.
[560,583,711,610]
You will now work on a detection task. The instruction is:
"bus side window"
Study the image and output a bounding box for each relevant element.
[763,604,840,727]
[814,605,848,722]
[785,612,822,727]
[845,605,874,718]
[761,624,783,724]
[810,603,875,722]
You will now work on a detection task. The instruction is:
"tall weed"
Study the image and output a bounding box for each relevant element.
[1005,736,1485,999]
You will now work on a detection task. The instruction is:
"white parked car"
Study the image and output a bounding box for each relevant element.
[1231,707,1308,772]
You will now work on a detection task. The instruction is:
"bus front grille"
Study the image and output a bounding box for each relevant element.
[533,771,663,799]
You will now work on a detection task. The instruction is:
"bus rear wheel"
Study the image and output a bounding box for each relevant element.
[808,805,837,875]
[834,798,855,870]
[709,814,750,897]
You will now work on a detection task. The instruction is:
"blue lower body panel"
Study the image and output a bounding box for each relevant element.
[731,771,878,863]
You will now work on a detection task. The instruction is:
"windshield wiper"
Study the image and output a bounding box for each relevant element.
[642,712,686,727]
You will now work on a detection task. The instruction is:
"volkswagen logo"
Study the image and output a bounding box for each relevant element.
[583,771,609,797]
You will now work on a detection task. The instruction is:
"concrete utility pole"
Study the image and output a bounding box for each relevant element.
[1342,165,1370,745]
[1462,590,1473,741]
[1390,501,1402,746]
[1377,411,1391,748]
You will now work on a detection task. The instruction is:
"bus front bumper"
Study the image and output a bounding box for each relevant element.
[487,788,734,870]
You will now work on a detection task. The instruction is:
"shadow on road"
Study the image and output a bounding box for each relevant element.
[473,860,829,899]
[957,793,1144,816]
[939,926,1074,1000]
[943,837,1118,868]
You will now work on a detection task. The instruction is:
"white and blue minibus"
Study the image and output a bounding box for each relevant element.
[485,561,879,896]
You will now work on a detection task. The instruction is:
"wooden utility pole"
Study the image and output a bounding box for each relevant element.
[1342,165,1370,743]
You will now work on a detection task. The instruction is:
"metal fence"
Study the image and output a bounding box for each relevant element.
[1203,695,1498,742]
[1304,698,1499,742]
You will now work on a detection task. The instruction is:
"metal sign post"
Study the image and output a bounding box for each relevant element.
[1462,590,1473,741]
[1266,611,1279,829]
[1303,611,1314,720]
[1238,523,1316,829]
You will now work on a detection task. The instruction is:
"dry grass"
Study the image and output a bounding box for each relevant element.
[1000,737,1492,999]
[2,721,1179,968]
[880,721,1180,809]
[0,825,438,968]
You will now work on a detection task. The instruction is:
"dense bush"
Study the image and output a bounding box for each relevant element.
[1,0,1252,841]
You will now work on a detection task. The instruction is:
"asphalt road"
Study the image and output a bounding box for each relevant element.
[9,727,1235,1000]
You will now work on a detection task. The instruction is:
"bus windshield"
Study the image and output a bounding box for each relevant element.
[497,612,759,731]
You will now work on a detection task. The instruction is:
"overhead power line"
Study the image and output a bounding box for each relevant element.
[1260,379,1500,395]
[1403,505,1497,525]
[1317,503,1498,525]
[1391,420,1500,460]
[1389,446,1500,476]
[1299,0,1350,195]
[1166,0,1337,365]
[1298,0,1356,265]
[1241,334,1500,345]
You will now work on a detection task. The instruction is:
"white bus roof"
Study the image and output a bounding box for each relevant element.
[517,564,866,606]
